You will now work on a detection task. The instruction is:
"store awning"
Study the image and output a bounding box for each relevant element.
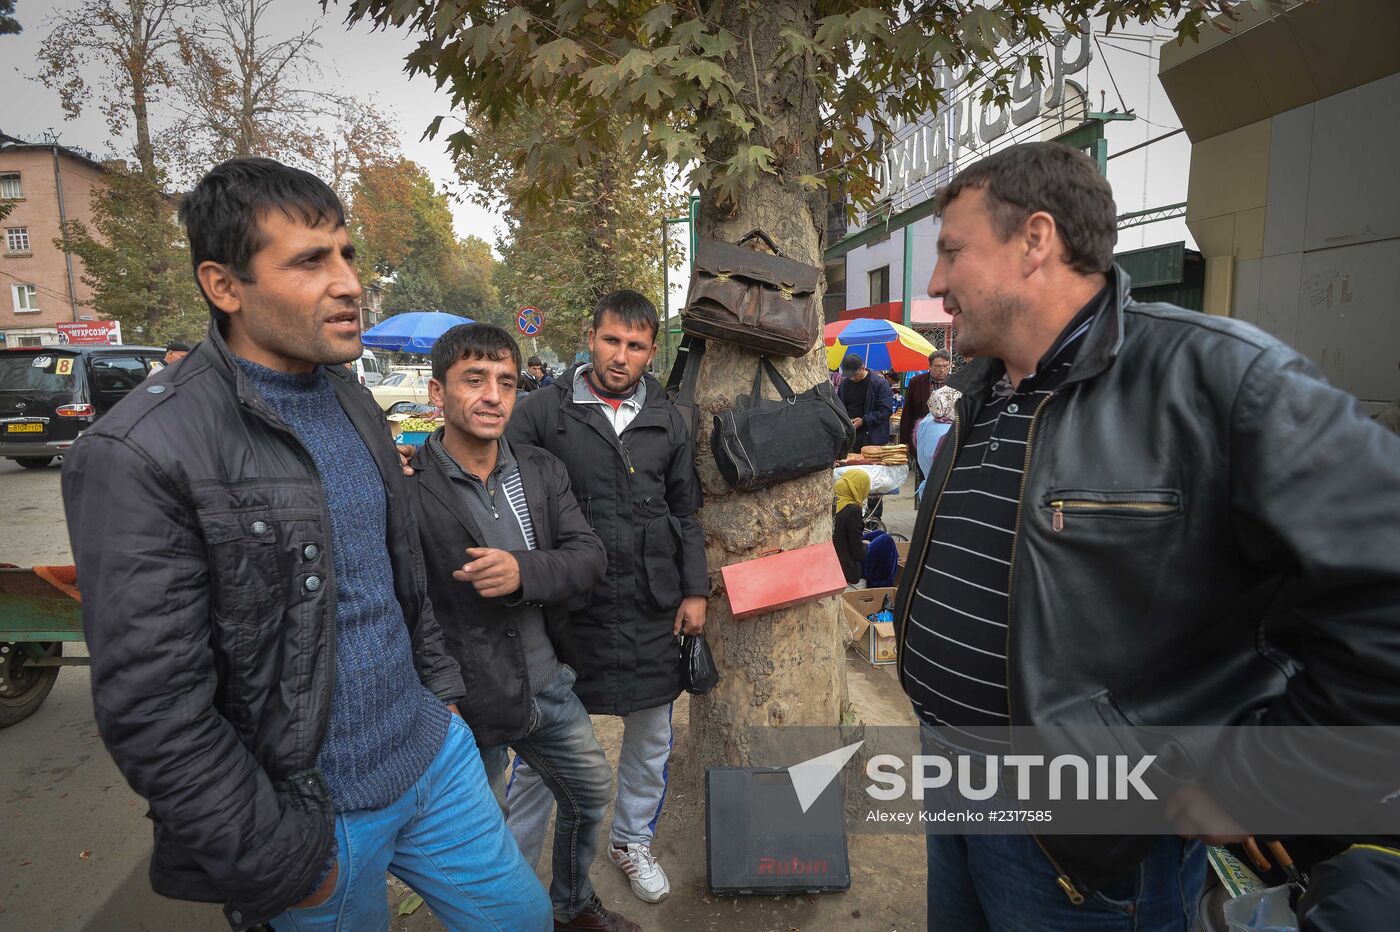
[839,298,953,326]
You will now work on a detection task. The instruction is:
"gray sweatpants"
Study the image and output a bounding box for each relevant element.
[504,702,673,866]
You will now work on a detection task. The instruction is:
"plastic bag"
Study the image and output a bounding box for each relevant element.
[679,634,720,695]
[1223,886,1298,931]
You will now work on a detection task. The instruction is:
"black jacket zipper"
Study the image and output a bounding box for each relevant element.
[1000,391,1086,904]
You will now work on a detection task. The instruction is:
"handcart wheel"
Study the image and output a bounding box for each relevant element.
[0,641,62,727]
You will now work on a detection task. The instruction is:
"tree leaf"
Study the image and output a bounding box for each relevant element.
[396,893,424,917]
[639,3,676,40]
[675,56,727,89]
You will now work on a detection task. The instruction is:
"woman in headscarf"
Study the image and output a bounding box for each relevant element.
[833,469,872,587]
[916,384,962,500]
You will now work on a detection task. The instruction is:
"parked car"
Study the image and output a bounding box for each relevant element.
[0,344,165,469]
[369,365,433,412]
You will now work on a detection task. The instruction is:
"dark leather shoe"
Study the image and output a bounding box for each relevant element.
[554,895,641,932]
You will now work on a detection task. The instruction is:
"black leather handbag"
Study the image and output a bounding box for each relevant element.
[679,634,720,695]
[712,357,856,491]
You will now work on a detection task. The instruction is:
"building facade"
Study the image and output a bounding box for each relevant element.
[1160,0,1400,411]
[0,134,108,347]
[826,16,1201,355]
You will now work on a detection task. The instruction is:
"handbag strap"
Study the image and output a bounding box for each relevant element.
[749,356,797,403]
[666,333,705,403]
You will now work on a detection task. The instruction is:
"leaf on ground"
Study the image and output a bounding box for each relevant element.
[396,893,424,916]
[79,849,91,860]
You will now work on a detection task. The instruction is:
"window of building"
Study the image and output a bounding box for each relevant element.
[11,283,39,313]
[868,266,891,304]
[5,227,30,253]
[0,172,21,199]
[18,336,43,347]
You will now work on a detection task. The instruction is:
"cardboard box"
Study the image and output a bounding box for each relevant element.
[721,542,847,620]
[840,587,899,665]
[893,540,911,587]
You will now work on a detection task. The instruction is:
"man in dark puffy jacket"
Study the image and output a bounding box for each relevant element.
[506,290,709,906]
[406,322,637,932]
[61,158,548,931]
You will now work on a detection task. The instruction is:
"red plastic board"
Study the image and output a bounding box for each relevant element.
[720,542,847,620]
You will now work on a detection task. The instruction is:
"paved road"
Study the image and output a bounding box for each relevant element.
[0,456,922,930]
[0,458,224,931]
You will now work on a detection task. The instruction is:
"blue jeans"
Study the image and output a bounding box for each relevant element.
[270,715,550,931]
[919,723,1204,930]
[926,833,1204,931]
[480,665,613,921]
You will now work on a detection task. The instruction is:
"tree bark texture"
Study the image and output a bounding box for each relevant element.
[688,0,847,769]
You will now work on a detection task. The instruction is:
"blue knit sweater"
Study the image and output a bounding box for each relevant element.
[237,360,448,812]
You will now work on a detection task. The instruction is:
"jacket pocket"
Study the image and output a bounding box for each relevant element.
[1085,689,1201,795]
[642,515,683,611]
[1043,489,1181,533]
[190,481,321,620]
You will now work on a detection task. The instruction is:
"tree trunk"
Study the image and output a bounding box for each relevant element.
[688,0,846,769]
[236,0,257,159]
[127,0,156,175]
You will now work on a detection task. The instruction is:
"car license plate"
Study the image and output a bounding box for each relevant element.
[6,423,43,433]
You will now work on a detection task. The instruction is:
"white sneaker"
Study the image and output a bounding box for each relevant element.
[608,843,670,903]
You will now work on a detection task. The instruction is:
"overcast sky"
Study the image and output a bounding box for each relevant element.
[0,0,505,245]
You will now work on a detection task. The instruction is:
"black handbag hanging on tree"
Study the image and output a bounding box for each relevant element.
[712,356,856,491]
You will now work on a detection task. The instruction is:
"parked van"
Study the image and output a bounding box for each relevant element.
[0,345,165,469]
[352,348,386,386]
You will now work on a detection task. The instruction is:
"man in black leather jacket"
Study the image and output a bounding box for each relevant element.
[895,142,1400,929]
[61,159,549,930]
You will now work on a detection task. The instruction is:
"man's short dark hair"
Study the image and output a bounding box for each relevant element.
[527,355,543,368]
[592,289,658,339]
[179,158,347,324]
[933,142,1117,274]
[929,350,951,365]
[431,323,522,383]
[167,341,192,353]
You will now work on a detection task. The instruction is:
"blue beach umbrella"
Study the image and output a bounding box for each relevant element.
[361,311,475,354]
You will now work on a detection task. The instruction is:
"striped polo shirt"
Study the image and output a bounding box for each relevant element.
[905,287,1107,754]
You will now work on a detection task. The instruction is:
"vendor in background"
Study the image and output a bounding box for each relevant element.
[899,350,952,487]
[833,470,871,587]
[884,371,904,414]
[838,353,895,449]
